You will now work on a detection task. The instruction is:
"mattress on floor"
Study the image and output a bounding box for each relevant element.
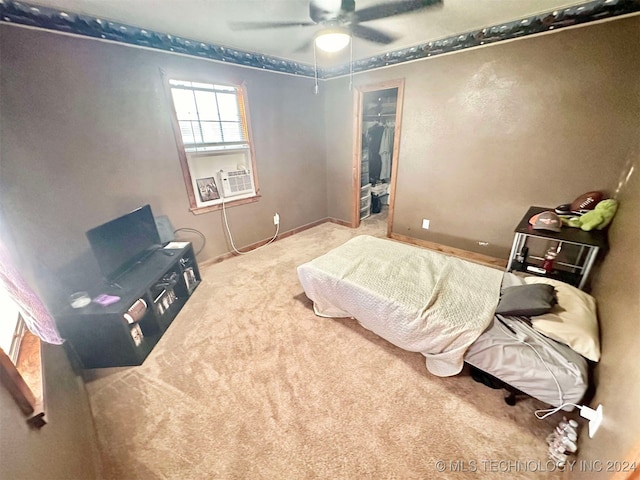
[297,237,590,407]
[297,235,504,377]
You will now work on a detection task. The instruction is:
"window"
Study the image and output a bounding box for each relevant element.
[0,286,23,362]
[170,80,248,152]
[167,79,259,213]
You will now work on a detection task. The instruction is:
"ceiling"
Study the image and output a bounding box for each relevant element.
[18,0,608,62]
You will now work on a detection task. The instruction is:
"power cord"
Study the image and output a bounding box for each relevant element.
[496,317,565,414]
[536,401,603,440]
[535,403,582,420]
[220,196,279,255]
[173,227,206,255]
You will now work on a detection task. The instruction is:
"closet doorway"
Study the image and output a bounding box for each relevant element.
[352,79,405,235]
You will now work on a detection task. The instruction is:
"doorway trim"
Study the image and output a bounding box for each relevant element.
[351,78,405,236]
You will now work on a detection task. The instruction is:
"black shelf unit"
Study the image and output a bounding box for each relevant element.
[55,243,201,368]
[509,260,582,286]
[506,206,608,290]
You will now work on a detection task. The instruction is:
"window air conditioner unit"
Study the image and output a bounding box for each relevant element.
[217,168,255,198]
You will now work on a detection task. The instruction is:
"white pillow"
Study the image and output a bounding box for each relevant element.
[522,277,600,362]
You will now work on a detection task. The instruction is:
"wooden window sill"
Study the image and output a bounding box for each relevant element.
[17,331,44,400]
[189,194,261,215]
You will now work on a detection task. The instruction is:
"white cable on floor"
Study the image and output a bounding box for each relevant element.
[535,403,584,420]
[220,196,279,255]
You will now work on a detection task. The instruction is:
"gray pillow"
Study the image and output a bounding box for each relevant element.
[495,284,557,317]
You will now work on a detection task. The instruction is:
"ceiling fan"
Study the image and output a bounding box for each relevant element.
[229,0,443,53]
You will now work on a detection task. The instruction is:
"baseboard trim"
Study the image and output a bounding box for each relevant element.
[389,233,507,269]
[200,217,354,267]
[327,217,354,228]
[199,219,505,269]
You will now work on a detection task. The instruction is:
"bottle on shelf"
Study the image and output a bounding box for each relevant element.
[542,246,559,274]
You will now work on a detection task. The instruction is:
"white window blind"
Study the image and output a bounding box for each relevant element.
[169,80,249,152]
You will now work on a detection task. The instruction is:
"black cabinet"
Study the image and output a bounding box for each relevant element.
[55,243,200,368]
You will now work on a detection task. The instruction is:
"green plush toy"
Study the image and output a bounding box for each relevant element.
[566,198,618,231]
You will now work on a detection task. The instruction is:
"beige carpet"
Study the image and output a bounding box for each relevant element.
[85,209,566,479]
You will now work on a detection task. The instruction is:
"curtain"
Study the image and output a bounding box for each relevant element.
[0,242,63,345]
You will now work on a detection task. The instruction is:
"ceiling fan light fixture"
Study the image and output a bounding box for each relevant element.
[315,30,351,52]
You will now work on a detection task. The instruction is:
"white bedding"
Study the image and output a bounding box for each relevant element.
[297,235,504,376]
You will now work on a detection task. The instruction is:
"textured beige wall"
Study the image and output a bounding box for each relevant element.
[0,25,327,291]
[326,16,639,259]
[0,344,101,480]
[324,77,356,222]
[578,160,640,477]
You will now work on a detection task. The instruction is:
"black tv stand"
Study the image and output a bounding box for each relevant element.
[54,243,201,369]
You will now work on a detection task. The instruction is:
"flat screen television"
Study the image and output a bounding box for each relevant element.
[86,204,162,282]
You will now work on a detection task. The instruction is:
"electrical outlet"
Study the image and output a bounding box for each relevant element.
[273,213,280,226]
[421,219,430,230]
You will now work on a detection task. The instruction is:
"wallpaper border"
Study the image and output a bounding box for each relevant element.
[1,0,639,79]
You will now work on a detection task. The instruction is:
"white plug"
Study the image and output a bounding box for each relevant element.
[273,213,280,225]
[580,404,603,438]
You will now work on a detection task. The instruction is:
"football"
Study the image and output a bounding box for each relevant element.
[570,191,604,214]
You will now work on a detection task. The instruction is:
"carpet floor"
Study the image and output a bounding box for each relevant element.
[85,209,566,479]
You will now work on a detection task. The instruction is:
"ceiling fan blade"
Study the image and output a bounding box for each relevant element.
[350,24,398,44]
[354,0,443,23]
[293,37,316,53]
[309,0,358,22]
[229,21,317,31]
